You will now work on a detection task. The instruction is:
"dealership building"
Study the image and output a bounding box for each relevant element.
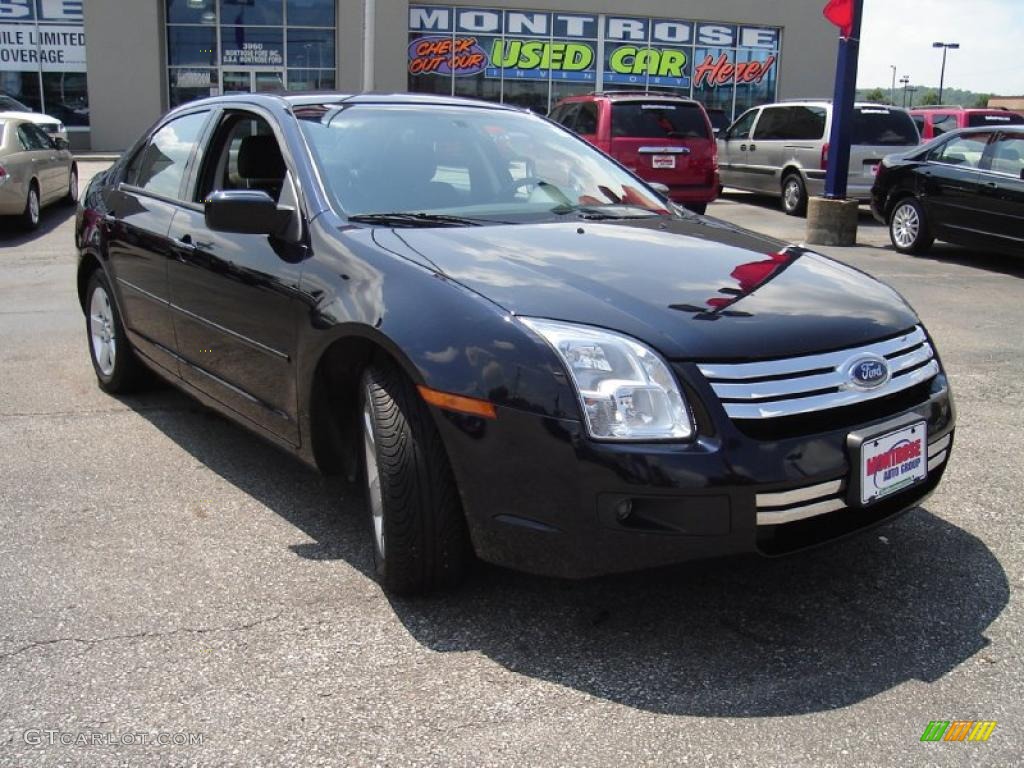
[0,0,838,151]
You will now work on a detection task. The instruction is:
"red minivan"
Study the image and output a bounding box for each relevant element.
[549,92,719,214]
[910,106,1024,140]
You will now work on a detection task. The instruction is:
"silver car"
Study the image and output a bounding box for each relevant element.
[718,100,920,216]
[0,115,78,229]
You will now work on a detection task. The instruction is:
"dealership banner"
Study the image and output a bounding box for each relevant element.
[0,23,84,71]
[408,5,780,90]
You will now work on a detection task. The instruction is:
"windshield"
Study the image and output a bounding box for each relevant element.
[853,107,919,146]
[297,103,667,222]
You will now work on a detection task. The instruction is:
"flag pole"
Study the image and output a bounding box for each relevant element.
[824,0,865,199]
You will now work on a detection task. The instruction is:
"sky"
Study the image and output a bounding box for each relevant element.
[855,0,1023,95]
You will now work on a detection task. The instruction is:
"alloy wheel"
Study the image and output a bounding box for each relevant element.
[28,188,40,225]
[362,399,385,559]
[891,202,920,249]
[89,286,117,377]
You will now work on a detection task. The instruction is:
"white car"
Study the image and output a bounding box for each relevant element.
[0,96,67,142]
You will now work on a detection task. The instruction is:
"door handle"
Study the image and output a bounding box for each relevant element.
[749,144,757,152]
[984,181,999,189]
[739,144,748,151]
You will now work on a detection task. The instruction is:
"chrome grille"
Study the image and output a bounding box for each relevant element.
[698,326,938,420]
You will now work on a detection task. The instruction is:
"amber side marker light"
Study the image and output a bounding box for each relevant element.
[417,385,497,419]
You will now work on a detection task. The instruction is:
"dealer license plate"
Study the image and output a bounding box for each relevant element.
[860,422,927,505]
[652,155,676,169]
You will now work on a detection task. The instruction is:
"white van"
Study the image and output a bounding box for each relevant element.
[718,100,920,215]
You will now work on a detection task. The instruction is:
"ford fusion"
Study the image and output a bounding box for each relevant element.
[75,94,955,594]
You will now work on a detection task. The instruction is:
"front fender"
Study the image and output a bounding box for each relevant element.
[295,214,582,426]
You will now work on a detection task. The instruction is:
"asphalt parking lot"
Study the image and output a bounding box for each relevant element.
[0,164,1021,767]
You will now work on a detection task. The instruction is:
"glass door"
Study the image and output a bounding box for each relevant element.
[221,70,285,95]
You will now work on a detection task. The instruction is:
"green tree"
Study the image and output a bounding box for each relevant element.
[864,87,889,104]
[974,94,993,108]
[918,90,941,106]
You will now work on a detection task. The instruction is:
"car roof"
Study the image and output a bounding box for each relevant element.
[0,110,59,123]
[166,91,526,115]
[559,91,700,104]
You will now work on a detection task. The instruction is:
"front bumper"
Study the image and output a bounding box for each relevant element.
[433,372,954,579]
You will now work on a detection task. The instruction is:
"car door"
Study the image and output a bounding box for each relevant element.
[918,131,993,244]
[717,108,759,191]
[104,109,212,375]
[166,108,306,445]
[23,123,66,201]
[747,105,790,193]
[976,132,1024,253]
[15,122,56,199]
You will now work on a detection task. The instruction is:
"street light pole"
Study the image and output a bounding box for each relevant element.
[890,65,896,105]
[900,75,910,108]
[932,41,960,104]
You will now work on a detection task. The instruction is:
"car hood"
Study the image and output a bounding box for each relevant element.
[374,215,919,360]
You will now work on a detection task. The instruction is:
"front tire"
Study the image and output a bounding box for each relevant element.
[888,196,934,254]
[781,172,808,217]
[360,361,470,595]
[684,202,708,215]
[85,271,148,393]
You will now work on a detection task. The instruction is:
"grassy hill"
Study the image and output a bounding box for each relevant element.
[856,86,995,109]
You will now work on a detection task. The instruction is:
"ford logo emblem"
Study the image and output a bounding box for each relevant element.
[846,355,890,389]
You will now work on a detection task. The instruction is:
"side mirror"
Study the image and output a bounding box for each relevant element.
[204,189,291,236]
[54,137,69,151]
[649,182,671,196]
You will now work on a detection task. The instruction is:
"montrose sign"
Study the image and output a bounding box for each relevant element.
[408,5,780,90]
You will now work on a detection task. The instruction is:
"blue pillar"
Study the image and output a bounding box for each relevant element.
[824,0,865,199]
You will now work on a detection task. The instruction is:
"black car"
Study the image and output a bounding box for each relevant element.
[76,93,955,594]
[872,125,1024,255]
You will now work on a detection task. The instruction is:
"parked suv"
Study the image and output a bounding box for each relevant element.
[549,92,718,214]
[719,100,920,215]
[910,106,1024,140]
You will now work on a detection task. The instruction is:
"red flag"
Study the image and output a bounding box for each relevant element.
[823,0,854,37]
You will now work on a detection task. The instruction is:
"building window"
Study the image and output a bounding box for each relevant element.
[0,2,89,128]
[165,0,337,108]
[406,6,781,119]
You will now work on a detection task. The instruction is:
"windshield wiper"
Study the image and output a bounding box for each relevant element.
[347,212,488,228]
[551,203,664,220]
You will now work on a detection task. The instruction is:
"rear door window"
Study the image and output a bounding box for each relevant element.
[754,106,825,140]
[928,132,991,168]
[17,123,49,151]
[575,102,598,135]
[986,134,1024,176]
[611,102,708,140]
[968,112,1024,128]
[853,107,918,146]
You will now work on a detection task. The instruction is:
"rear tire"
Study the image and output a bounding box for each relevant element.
[360,360,470,595]
[781,172,808,217]
[888,196,934,255]
[85,270,149,394]
[684,202,708,215]
[21,182,40,230]
[64,164,79,205]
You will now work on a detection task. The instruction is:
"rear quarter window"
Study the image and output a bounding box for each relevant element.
[968,112,1024,128]
[853,107,919,146]
[611,102,709,140]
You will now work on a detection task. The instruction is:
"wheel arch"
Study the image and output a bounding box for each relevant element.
[303,325,429,477]
[76,250,105,312]
[884,187,919,221]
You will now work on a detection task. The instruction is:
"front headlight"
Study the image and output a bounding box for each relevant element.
[520,317,694,441]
